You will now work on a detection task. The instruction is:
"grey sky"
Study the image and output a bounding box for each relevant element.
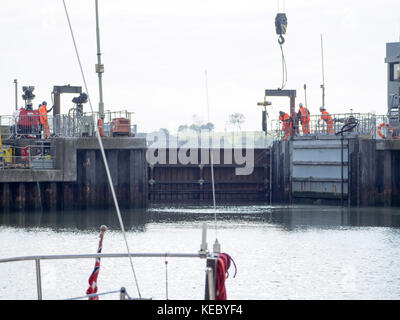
[1,0,399,133]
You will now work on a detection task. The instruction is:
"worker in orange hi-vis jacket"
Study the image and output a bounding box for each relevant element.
[320,106,334,134]
[279,111,292,140]
[297,103,310,134]
[39,101,50,138]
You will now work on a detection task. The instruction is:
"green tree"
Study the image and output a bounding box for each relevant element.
[228,113,245,131]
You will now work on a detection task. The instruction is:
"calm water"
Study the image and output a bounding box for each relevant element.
[1,204,400,300]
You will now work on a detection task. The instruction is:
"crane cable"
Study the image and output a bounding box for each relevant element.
[61,0,142,298]
[279,43,288,90]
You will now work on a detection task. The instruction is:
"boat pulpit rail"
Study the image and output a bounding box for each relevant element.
[0,251,216,300]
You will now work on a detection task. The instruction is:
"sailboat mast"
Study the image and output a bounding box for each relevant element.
[95,0,105,120]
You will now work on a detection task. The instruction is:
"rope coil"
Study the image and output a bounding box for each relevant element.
[215,253,237,300]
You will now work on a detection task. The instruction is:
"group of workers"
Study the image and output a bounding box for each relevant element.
[12,100,53,139]
[279,104,334,140]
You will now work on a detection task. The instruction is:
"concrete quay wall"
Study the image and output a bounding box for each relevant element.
[0,137,148,212]
[270,136,400,207]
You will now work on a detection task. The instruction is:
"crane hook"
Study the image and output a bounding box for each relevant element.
[275,13,287,45]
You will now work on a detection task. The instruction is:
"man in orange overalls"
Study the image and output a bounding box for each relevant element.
[320,106,334,134]
[279,111,292,140]
[297,103,310,135]
[39,101,50,138]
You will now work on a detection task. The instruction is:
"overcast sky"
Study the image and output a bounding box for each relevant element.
[1,0,399,133]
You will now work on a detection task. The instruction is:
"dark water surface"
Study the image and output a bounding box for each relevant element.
[1,204,400,300]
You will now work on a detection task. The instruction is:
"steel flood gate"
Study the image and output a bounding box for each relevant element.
[148,148,270,203]
[291,136,349,203]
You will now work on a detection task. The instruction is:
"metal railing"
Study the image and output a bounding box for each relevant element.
[271,113,397,140]
[0,251,210,300]
[0,110,135,139]
[0,143,55,170]
[0,224,217,300]
[101,110,134,123]
[67,287,136,300]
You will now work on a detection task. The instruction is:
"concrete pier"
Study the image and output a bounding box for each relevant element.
[356,139,400,206]
[0,137,148,212]
[2,134,399,212]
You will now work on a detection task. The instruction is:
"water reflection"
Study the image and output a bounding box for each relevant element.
[0,204,400,231]
[0,208,148,232]
[1,204,400,300]
[148,205,400,230]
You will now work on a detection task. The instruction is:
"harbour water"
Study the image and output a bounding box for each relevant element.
[1,204,400,300]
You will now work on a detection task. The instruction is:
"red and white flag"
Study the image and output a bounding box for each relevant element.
[86,225,107,300]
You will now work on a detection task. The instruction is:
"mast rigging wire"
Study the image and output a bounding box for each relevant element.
[61,0,142,298]
[204,70,218,238]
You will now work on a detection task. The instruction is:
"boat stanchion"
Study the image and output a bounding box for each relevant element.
[213,238,221,254]
[199,223,208,258]
[35,258,42,300]
[206,267,216,300]
[120,287,126,300]
[204,259,217,300]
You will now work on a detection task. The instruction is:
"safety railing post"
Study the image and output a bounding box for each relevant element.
[120,287,127,300]
[204,257,217,300]
[35,259,43,300]
[205,267,216,300]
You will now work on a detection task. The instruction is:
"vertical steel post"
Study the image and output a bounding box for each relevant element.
[206,267,216,300]
[320,34,325,109]
[290,95,296,136]
[357,152,360,208]
[120,287,127,300]
[200,223,208,254]
[304,84,307,108]
[14,79,18,111]
[53,91,61,117]
[35,259,42,300]
[269,147,272,204]
[95,0,105,120]
[348,147,351,208]
[204,257,217,300]
[341,134,344,207]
